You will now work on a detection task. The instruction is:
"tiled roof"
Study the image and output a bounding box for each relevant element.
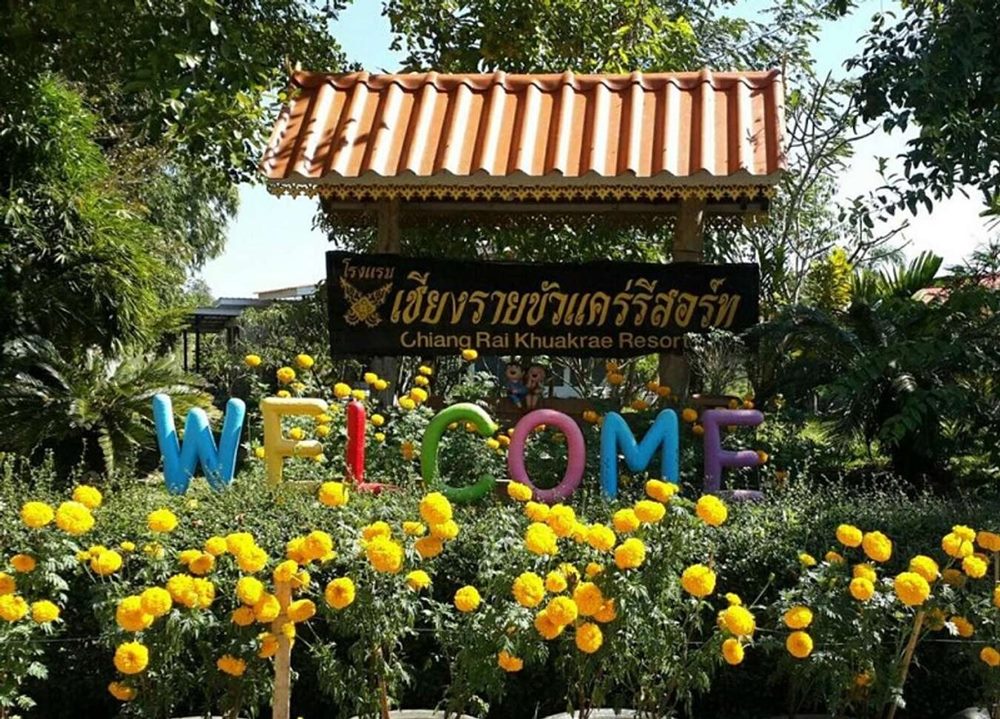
[262,69,786,201]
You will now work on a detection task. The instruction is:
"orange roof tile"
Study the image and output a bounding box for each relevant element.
[262,69,786,200]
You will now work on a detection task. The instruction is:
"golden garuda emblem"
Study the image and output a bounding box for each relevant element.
[340,276,392,327]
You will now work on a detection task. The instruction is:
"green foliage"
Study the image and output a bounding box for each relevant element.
[0,76,181,354]
[848,0,1000,215]
[0,336,211,479]
[802,247,853,313]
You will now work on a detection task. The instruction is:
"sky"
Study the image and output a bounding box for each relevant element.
[196,0,993,299]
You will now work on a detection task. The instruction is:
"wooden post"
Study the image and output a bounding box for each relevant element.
[371,199,402,403]
[271,580,293,719]
[659,199,706,398]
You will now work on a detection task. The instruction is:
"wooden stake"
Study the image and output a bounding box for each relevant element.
[885,609,925,719]
[272,580,293,719]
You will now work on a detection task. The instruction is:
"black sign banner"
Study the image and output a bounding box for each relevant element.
[326,251,759,357]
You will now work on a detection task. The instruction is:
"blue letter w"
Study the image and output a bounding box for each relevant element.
[152,393,246,494]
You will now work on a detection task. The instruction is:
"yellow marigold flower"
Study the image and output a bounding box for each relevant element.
[429,520,459,541]
[573,582,605,617]
[251,594,279,623]
[324,577,356,610]
[143,542,165,560]
[314,482,348,509]
[645,479,677,503]
[372,378,387,391]
[20,501,54,528]
[786,631,813,659]
[607,372,625,386]
[721,605,756,638]
[586,524,616,552]
[977,531,1000,553]
[286,426,305,441]
[362,521,392,542]
[374,431,386,442]
[114,642,149,675]
[952,615,974,638]
[681,408,698,423]
[415,536,444,559]
[692,424,705,436]
[799,553,817,567]
[614,537,646,570]
[31,600,59,624]
[953,524,976,541]
[402,521,426,537]
[853,563,877,583]
[405,569,431,591]
[524,501,550,522]
[147,508,178,534]
[330,382,350,400]
[546,504,577,537]
[454,586,481,613]
[115,595,155,632]
[273,559,299,585]
[497,650,523,672]
[236,576,265,606]
[366,536,404,574]
[836,524,863,548]
[825,551,845,564]
[92,550,123,576]
[756,450,769,464]
[849,577,875,602]
[722,637,745,665]
[525,523,559,556]
[861,531,892,563]
[256,632,279,659]
[231,606,255,627]
[725,593,742,606]
[507,482,532,502]
[302,530,334,563]
[695,495,728,526]
[539,570,565,594]
[512,572,545,608]
[10,555,35,573]
[993,584,1000,608]
[244,354,262,368]
[963,554,988,578]
[908,555,939,583]
[193,578,214,608]
[295,353,314,370]
[942,532,974,558]
[534,610,564,640]
[287,599,316,623]
[189,553,214,576]
[894,572,930,606]
[681,564,716,598]
[351,389,367,402]
[630,399,648,411]
[0,594,28,622]
[139,587,172,618]
[409,387,428,404]
[981,647,1000,667]
[362,371,378,385]
[108,681,136,702]
[276,366,296,384]
[55,501,94,535]
[217,655,246,677]
[254,446,266,459]
[178,549,200,566]
[611,509,640,535]
[546,596,579,627]
[0,573,16,596]
[783,606,813,630]
[198,537,225,558]
[634,499,666,524]
[575,622,603,654]
[236,545,268,574]
[461,348,478,362]
[419,492,453,525]
[418,364,434,376]
[398,396,417,411]
[72,485,103,510]
[594,599,617,624]
[582,410,599,424]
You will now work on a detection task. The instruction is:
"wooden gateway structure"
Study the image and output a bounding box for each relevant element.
[261,69,786,393]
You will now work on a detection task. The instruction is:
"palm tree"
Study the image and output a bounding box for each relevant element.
[0,336,212,478]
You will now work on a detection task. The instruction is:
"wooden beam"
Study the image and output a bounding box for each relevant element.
[659,198,707,398]
[372,199,401,401]
[323,198,764,217]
